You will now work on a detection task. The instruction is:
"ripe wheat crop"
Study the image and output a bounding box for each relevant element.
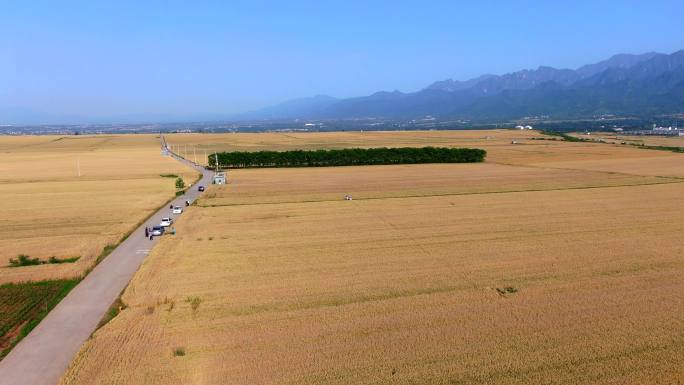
[60,132,684,384]
[0,134,196,284]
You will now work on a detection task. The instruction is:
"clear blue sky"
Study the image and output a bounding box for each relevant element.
[1,0,682,122]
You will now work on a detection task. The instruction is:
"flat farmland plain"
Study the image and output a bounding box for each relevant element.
[164,129,683,166]
[572,131,684,148]
[61,131,684,385]
[0,135,196,284]
[198,164,670,206]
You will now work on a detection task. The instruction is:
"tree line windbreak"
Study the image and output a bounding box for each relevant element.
[209,147,486,168]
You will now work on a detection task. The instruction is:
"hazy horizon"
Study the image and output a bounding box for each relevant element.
[2,0,683,124]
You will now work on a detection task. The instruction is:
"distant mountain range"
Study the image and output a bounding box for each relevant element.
[4,50,683,125]
[244,50,684,121]
[235,95,340,120]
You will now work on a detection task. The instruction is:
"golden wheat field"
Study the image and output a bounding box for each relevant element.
[198,163,675,206]
[167,129,684,172]
[572,131,684,148]
[61,131,684,385]
[0,135,196,284]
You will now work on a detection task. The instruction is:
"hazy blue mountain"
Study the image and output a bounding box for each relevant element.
[426,53,662,95]
[465,54,684,119]
[253,50,684,121]
[235,95,338,120]
[322,89,485,119]
[5,51,682,125]
[427,52,665,99]
[575,52,662,78]
[426,67,579,96]
[577,50,684,86]
[620,49,684,80]
[425,75,495,92]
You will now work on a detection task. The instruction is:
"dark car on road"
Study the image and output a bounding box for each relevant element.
[198,185,205,192]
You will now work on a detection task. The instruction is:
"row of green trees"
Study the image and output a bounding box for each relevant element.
[209,147,486,168]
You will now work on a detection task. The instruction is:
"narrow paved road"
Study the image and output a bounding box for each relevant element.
[0,148,212,385]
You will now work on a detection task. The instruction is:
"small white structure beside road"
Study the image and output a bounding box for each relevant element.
[213,171,226,184]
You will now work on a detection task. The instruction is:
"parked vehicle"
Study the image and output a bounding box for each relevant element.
[151,226,165,236]
[172,206,183,214]
[160,217,173,227]
[198,185,205,192]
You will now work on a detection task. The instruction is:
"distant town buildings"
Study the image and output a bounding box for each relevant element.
[623,124,682,136]
[652,124,681,132]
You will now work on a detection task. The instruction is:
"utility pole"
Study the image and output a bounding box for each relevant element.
[204,149,207,166]
[193,146,197,164]
[184,144,187,159]
[77,157,81,177]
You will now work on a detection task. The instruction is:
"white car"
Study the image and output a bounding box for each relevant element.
[151,226,165,236]
[160,217,173,227]
[172,206,183,214]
